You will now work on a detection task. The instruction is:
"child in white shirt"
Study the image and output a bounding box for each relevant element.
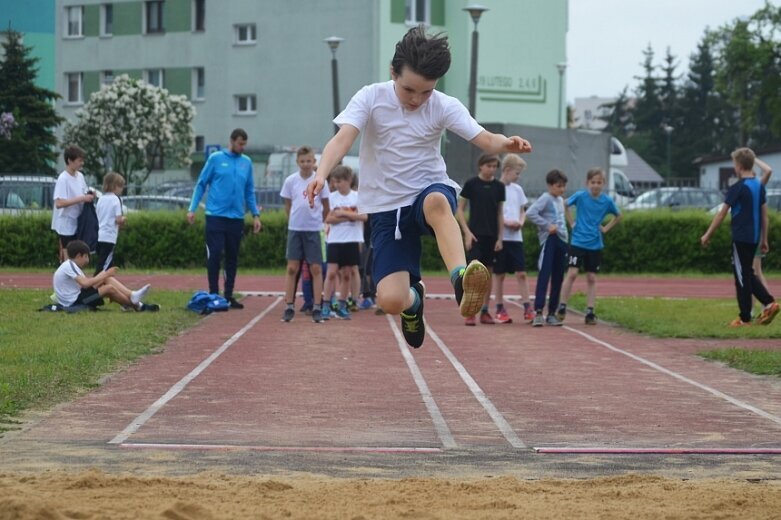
[94,172,127,274]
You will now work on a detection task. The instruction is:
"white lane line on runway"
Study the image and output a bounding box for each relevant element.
[108,297,283,445]
[386,315,457,450]
[119,442,442,453]
[564,326,781,427]
[426,324,528,449]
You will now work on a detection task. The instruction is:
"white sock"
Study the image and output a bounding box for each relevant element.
[131,284,151,305]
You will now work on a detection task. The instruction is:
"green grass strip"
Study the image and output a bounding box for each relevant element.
[569,294,781,339]
[0,288,200,433]
[699,348,781,377]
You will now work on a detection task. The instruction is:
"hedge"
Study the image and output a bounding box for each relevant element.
[1,210,780,273]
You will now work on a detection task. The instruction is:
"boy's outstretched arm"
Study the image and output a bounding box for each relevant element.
[308,125,360,207]
[756,157,773,186]
[471,131,532,154]
[700,204,729,247]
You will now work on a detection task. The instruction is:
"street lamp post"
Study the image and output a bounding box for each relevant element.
[324,36,344,135]
[663,124,674,177]
[463,4,488,117]
[556,62,567,129]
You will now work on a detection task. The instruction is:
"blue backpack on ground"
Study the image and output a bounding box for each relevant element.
[186,291,230,315]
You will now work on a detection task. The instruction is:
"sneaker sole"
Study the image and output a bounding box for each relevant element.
[459,261,491,318]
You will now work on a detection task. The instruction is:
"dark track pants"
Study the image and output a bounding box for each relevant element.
[205,215,244,299]
[732,241,774,322]
[535,235,568,314]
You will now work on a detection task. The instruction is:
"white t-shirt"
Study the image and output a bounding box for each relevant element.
[51,170,88,235]
[53,259,85,307]
[96,192,123,244]
[280,171,330,231]
[334,81,484,214]
[327,189,364,244]
[502,183,529,242]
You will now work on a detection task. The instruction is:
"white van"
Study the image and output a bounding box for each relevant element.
[607,138,636,206]
[262,151,360,187]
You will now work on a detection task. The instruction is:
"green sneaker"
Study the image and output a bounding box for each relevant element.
[400,282,426,348]
[454,260,491,318]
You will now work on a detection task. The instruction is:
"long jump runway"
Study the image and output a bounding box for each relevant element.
[12,288,781,469]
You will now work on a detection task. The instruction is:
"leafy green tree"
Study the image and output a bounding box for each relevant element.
[0,29,63,174]
[62,75,195,187]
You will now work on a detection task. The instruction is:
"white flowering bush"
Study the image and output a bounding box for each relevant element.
[62,75,195,186]
[0,112,15,140]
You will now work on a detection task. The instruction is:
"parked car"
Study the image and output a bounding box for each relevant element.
[624,187,723,211]
[121,195,202,212]
[0,175,57,214]
[255,187,284,210]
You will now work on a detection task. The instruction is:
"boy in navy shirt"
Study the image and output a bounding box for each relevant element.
[701,147,778,326]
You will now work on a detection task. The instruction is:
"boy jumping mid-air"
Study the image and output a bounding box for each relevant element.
[307,26,532,348]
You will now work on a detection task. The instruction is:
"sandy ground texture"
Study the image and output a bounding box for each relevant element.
[1,471,780,520]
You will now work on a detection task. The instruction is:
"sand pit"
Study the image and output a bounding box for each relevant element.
[1,470,780,519]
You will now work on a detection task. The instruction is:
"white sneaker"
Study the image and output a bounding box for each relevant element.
[131,283,151,305]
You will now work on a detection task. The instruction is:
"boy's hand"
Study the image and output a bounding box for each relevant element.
[700,233,710,247]
[186,211,196,224]
[464,232,475,251]
[507,136,532,154]
[761,240,769,254]
[494,238,503,252]
[307,178,325,208]
[83,193,95,203]
[106,266,118,276]
[505,219,521,230]
[548,224,558,234]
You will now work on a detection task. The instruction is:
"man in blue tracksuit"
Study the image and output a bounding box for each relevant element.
[188,128,261,309]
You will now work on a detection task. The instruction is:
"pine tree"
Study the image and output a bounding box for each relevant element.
[0,28,63,174]
[625,45,664,175]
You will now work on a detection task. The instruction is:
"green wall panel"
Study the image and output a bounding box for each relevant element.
[164,67,191,97]
[83,71,101,100]
[84,5,100,37]
[390,0,405,24]
[165,0,192,33]
[115,69,143,80]
[113,1,142,36]
[431,0,444,26]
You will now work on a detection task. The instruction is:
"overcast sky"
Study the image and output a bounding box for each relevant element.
[566,0,774,101]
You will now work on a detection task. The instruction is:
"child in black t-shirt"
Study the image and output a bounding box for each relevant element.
[456,153,506,326]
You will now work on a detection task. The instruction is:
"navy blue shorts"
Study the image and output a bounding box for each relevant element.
[370,183,457,285]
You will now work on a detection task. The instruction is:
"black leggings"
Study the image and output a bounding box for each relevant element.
[732,241,773,322]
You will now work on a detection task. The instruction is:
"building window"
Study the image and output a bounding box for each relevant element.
[145,69,164,88]
[193,67,205,100]
[234,94,256,115]
[145,1,165,34]
[234,24,256,44]
[405,0,430,24]
[193,0,205,31]
[65,6,83,37]
[101,4,113,36]
[66,73,83,104]
[101,70,114,86]
[194,135,205,152]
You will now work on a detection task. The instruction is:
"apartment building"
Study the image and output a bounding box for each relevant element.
[54,0,567,177]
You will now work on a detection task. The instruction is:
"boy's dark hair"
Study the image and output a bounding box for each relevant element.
[63,145,85,164]
[329,165,353,182]
[66,240,90,259]
[586,168,605,181]
[546,169,568,185]
[297,145,314,158]
[478,153,500,168]
[230,128,248,141]
[391,25,451,80]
